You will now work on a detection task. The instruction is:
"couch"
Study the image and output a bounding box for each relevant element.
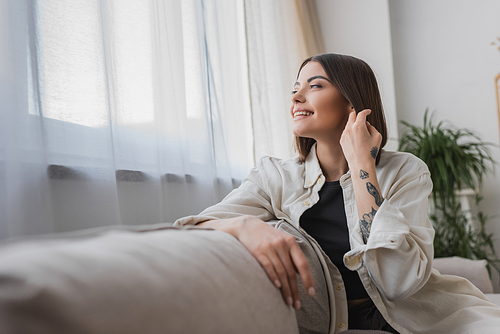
[0,224,300,334]
[0,223,497,333]
[432,256,500,306]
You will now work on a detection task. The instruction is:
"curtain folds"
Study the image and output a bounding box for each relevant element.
[0,0,253,240]
[0,0,323,240]
[243,0,325,161]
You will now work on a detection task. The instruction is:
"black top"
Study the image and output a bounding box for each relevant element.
[300,181,369,300]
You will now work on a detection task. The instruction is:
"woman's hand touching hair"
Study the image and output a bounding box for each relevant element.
[198,215,315,310]
[340,109,383,169]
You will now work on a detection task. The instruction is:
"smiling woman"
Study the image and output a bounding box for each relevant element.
[176,53,500,333]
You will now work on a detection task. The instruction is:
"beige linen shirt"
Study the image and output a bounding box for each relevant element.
[174,144,500,334]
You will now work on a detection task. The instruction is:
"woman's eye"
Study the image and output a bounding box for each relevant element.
[310,84,322,89]
[291,90,298,95]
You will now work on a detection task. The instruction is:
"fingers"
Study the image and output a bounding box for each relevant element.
[365,120,382,143]
[355,108,371,124]
[366,121,376,135]
[264,251,295,308]
[257,254,282,289]
[289,242,315,296]
[344,109,371,139]
[346,109,371,130]
[256,236,314,310]
[237,221,314,310]
[276,242,301,309]
[346,107,357,126]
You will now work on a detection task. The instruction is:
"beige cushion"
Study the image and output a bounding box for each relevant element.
[432,256,493,294]
[485,293,500,306]
[0,226,298,334]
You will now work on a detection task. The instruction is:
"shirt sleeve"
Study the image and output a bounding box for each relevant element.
[173,159,276,226]
[344,168,434,302]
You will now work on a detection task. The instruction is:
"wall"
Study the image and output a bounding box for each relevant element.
[314,0,399,149]
[389,0,500,291]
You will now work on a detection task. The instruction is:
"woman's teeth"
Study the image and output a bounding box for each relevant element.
[293,111,314,118]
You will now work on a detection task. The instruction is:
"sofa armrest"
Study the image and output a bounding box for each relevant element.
[0,226,298,334]
[484,294,500,307]
[432,256,493,294]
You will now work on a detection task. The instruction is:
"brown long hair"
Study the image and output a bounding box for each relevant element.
[294,53,388,165]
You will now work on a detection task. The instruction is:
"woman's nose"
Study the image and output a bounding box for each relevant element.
[291,92,304,103]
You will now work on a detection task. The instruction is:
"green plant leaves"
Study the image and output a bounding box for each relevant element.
[399,109,495,209]
[399,109,499,278]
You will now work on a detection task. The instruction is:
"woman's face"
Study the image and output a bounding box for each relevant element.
[290,61,351,141]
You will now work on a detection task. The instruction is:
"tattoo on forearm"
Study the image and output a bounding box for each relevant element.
[360,207,377,243]
[359,169,369,179]
[370,147,378,160]
[366,182,384,207]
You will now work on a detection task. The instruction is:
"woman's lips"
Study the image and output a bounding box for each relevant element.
[293,114,312,121]
[293,110,314,120]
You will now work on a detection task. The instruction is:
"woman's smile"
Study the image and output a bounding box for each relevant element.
[293,108,314,121]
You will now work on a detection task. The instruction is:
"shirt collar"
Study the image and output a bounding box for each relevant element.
[303,143,323,188]
[303,142,352,188]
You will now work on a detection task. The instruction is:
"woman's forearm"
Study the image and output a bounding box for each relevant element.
[197,215,261,239]
[350,152,384,243]
[339,109,384,244]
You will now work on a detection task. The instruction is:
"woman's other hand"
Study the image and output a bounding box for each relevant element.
[213,215,315,309]
[340,109,383,169]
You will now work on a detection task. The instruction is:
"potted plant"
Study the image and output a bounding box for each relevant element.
[398,109,500,277]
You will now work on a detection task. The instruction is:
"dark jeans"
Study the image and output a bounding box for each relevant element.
[348,299,399,333]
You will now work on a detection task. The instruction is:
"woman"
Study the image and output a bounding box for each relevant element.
[175,53,500,333]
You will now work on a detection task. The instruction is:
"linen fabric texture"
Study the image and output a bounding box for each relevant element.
[175,143,500,334]
[0,225,299,334]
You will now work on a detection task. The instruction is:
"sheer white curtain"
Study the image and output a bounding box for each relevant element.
[0,0,253,240]
[244,0,324,160]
